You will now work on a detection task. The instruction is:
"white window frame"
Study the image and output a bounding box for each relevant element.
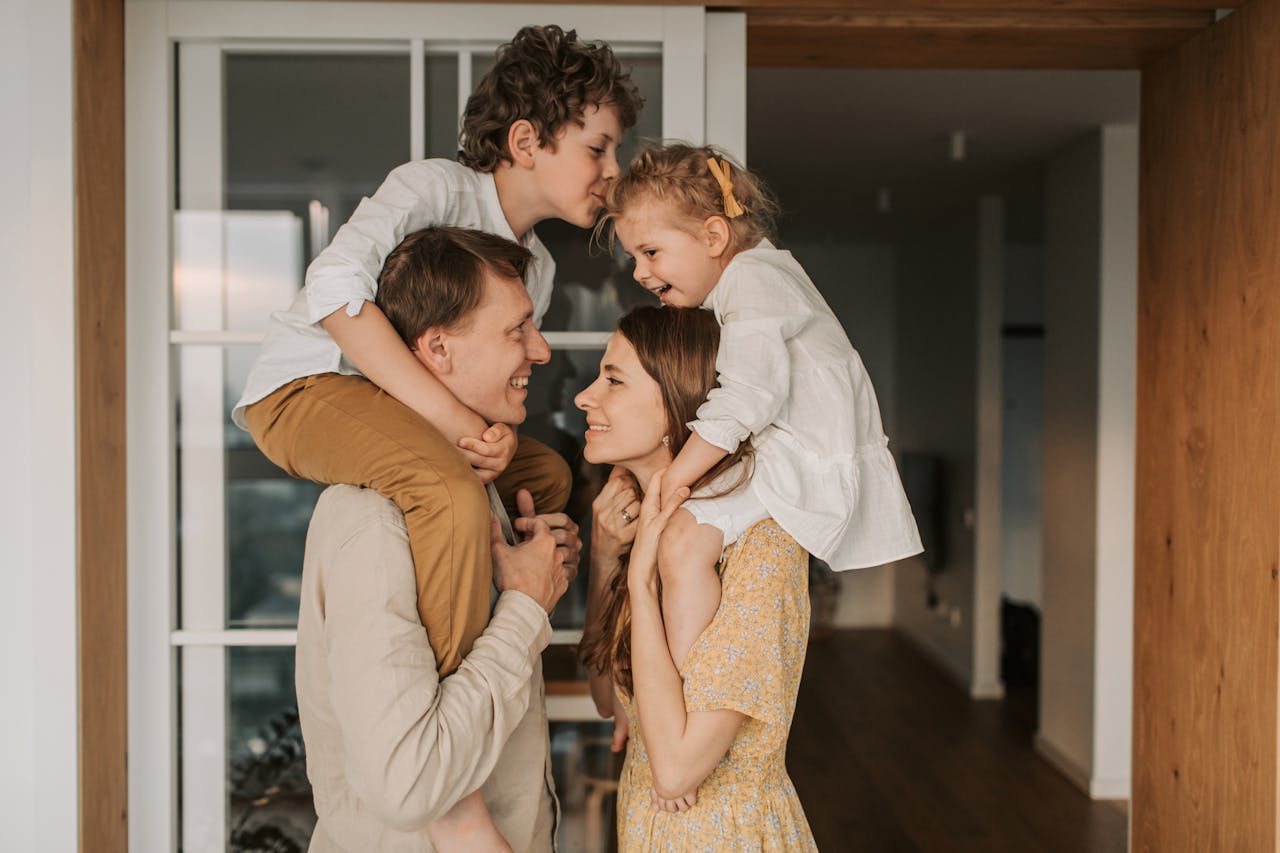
[126,3,744,850]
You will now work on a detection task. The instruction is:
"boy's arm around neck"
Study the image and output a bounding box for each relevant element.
[321,303,487,445]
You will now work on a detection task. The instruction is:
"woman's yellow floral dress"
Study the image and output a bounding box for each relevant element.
[616,519,818,852]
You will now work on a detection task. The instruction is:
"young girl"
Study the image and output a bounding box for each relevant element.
[604,144,923,668]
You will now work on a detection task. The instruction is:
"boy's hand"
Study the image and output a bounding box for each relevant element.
[512,489,582,582]
[458,423,518,484]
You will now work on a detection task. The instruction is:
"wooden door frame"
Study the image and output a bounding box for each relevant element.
[88,1,1256,850]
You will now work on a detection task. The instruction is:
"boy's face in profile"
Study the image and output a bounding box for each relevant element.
[530,103,624,229]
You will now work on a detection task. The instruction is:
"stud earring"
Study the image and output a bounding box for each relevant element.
[662,435,671,447]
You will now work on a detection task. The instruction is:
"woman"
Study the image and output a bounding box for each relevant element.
[577,306,817,851]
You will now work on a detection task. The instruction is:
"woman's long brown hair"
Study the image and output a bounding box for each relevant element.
[578,306,753,697]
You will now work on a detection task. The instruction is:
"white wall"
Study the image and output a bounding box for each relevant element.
[0,1,80,850]
[1038,131,1101,791]
[787,240,897,627]
[1036,126,1136,800]
[1001,244,1045,608]
[1091,124,1137,799]
[891,204,980,685]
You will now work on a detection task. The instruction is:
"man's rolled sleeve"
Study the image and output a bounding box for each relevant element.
[323,509,550,831]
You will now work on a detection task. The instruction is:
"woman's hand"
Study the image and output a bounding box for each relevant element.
[591,467,641,565]
[629,469,690,590]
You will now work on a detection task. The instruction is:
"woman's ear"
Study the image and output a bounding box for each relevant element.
[411,328,452,374]
[703,215,732,259]
[507,119,539,170]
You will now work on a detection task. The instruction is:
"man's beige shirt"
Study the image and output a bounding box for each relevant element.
[296,484,558,852]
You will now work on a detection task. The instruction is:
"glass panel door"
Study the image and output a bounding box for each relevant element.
[129,5,735,850]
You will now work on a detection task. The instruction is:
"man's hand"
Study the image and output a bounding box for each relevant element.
[458,423,518,484]
[512,489,581,582]
[490,515,568,614]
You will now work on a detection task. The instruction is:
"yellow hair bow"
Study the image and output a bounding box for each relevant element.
[706,157,745,219]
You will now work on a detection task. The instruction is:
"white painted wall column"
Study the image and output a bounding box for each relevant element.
[973,195,1006,700]
[0,1,80,850]
[1091,124,1137,800]
[1037,125,1136,800]
[704,12,746,164]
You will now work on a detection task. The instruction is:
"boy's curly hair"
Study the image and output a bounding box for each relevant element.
[459,25,644,172]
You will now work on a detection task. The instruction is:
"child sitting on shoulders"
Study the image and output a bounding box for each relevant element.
[602,144,923,670]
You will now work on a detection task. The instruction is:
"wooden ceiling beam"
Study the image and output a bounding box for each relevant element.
[749,10,1216,30]
[719,0,1232,8]
[746,8,1216,68]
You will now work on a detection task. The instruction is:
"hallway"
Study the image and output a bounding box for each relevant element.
[789,630,1127,853]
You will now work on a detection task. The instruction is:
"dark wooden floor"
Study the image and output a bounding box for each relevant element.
[787,630,1128,853]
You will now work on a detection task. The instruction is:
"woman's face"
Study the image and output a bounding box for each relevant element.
[574,332,672,473]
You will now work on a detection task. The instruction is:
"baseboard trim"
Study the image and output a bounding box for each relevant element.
[897,628,973,693]
[970,679,1006,700]
[1087,774,1130,800]
[1034,731,1091,795]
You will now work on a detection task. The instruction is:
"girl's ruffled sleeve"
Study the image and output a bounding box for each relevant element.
[691,265,810,452]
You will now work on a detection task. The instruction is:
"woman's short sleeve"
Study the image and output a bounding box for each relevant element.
[682,521,809,725]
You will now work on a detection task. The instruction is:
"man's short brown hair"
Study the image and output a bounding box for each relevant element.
[375,226,532,347]
[458,25,644,172]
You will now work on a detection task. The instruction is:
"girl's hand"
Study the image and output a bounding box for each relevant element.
[649,786,697,813]
[457,423,518,484]
[591,467,641,564]
[629,469,690,589]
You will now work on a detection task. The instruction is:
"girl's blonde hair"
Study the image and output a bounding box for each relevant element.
[600,143,780,253]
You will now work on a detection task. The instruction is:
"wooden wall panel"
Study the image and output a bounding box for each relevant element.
[75,0,127,851]
[1134,0,1280,849]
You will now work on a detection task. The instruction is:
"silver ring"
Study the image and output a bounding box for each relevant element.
[620,509,634,523]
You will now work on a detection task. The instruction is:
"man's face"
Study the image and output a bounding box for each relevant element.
[427,268,551,425]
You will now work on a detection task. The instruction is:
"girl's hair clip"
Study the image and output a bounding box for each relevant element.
[706,157,745,219]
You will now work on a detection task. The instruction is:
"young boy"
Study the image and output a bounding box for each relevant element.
[235,23,643,673]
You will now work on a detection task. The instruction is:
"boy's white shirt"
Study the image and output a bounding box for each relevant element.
[692,240,923,570]
[232,159,555,429]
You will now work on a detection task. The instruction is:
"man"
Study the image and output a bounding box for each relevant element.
[294,226,580,851]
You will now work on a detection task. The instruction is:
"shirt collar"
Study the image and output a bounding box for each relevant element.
[477,170,536,248]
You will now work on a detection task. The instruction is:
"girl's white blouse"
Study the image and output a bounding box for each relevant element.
[694,240,922,569]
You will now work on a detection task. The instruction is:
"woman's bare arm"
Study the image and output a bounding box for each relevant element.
[627,471,745,800]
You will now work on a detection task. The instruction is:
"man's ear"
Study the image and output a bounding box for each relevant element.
[703,215,732,259]
[506,119,539,170]
[412,328,452,374]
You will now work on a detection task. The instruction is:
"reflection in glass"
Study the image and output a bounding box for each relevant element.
[551,721,623,853]
[227,648,315,852]
[172,209,303,333]
[223,51,411,270]
[424,52,462,159]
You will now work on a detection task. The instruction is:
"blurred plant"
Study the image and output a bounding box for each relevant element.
[228,708,310,853]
